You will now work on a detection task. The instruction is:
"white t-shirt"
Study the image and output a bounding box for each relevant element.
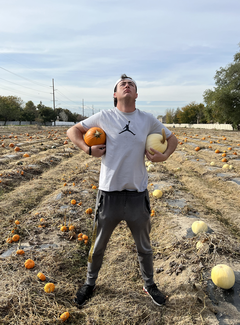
[80,107,172,192]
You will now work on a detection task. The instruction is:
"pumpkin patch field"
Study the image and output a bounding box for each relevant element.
[0,125,240,324]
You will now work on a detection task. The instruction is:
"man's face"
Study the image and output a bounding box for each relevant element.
[114,79,138,102]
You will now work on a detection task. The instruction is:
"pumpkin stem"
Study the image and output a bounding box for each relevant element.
[94,130,102,138]
[161,129,166,144]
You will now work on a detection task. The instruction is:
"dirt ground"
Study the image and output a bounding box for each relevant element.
[0,125,240,325]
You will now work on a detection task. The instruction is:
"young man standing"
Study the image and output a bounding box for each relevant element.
[67,74,178,307]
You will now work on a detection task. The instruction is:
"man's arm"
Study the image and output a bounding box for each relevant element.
[145,133,178,162]
[67,123,106,157]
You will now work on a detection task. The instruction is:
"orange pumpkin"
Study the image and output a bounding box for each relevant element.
[37,272,46,281]
[12,234,20,242]
[61,226,67,232]
[14,147,20,152]
[9,143,14,148]
[16,249,25,255]
[215,149,220,153]
[60,312,70,322]
[84,127,106,146]
[24,259,35,269]
[195,147,200,151]
[44,283,55,293]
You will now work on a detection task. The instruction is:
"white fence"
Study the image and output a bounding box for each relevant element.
[165,123,234,130]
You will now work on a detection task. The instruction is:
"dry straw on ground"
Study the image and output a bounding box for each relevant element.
[0,126,240,324]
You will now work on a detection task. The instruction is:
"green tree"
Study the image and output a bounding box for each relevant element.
[36,102,56,125]
[173,108,181,123]
[21,101,37,123]
[165,108,175,123]
[177,102,206,124]
[203,46,240,129]
[0,96,23,125]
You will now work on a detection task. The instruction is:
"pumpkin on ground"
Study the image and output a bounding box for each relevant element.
[84,127,106,146]
[211,264,235,289]
[145,129,167,154]
[191,221,208,234]
[37,272,46,281]
[44,283,55,293]
[16,249,25,255]
[12,234,20,242]
[60,312,70,322]
[24,259,35,269]
[153,189,163,198]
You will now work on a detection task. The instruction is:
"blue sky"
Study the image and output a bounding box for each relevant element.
[1,0,240,117]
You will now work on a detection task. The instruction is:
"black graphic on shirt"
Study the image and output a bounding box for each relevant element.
[119,121,135,135]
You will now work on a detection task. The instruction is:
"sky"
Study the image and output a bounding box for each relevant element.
[1,0,240,118]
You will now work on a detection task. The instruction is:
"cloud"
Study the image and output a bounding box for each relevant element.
[0,0,239,117]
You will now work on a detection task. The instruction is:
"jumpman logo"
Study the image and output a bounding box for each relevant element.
[119,121,135,135]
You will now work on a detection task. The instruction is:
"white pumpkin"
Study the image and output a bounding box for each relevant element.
[191,221,208,234]
[211,264,235,289]
[146,129,167,154]
[153,189,163,198]
[222,164,230,169]
[147,164,155,172]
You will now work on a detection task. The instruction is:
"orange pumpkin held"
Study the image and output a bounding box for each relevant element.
[84,127,106,146]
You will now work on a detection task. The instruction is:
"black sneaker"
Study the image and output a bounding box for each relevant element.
[74,284,96,307]
[143,283,166,306]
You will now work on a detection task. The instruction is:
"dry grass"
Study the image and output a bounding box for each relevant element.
[0,126,240,324]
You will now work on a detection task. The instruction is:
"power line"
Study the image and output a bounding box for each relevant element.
[57,89,80,106]
[0,84,52,101]
[0,77,51,94]
[0,66,50,88]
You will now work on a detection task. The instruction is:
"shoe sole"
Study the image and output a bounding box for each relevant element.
[143,287,165,306]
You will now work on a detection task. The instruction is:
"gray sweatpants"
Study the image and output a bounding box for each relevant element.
[86,189,154,287]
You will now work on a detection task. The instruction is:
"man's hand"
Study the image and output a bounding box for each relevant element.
[145,148,167,162]
[91,144,106,157]
[145,133,178,163]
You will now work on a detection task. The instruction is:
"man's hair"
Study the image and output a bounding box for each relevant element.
[113,74,137,107]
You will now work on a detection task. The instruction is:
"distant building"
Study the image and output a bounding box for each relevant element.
[158,115,167,123]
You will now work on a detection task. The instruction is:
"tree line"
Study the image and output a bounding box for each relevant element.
[158,45,240,130]
[0,98,85,126]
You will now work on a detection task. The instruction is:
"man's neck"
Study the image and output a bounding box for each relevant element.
[116,102,136,113]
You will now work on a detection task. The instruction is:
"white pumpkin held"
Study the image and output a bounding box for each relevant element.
[211,264,235,289]
[191,220,208,234]
[146,129,167,154]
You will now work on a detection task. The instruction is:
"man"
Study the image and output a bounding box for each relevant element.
[67,74,178,307]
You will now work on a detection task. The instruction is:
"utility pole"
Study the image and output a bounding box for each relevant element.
[82,99,84,117]
[52,78,56,126]
[92,105,94,115]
